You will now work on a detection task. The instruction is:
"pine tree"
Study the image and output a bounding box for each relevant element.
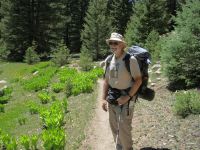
[24,41,40,64]
[160,0,200,89]
[3,0,32,61]
[51,40,70,66]
[1,0,66,61]
[125,0,169,46]
[108,0,133,34]
[34,0,66,59]
[63,0,89,53]
[0,0,11,60]
[81,0,113,60]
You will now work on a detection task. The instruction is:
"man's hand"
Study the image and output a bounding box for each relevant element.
[101,99,108,112]
[117,95,130,105]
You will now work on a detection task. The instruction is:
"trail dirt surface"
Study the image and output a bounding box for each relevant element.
[79,79,115,150]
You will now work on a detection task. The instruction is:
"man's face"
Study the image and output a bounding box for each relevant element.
[108,40,124,55]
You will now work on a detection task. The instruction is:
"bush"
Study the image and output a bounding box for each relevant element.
[173,90,200,118]
[1,134,17,150]
[52,83,64,93]
[20,135,30,150]
[42,128,66,150]
[144,30,160,63]
[160,0,200,89]
[79,49,93,71]
[0,39,9,60]
[0,87,13,104]
[24,41,40,64]
[38,92,51,104]
[65,79,73,97]
[0,104,5,113]
[51,40,70,67]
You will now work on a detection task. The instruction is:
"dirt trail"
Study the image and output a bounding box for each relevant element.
[79,79,115,150]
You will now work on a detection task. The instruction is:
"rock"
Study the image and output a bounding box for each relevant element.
[149,78,152,83]
[33,71,39,75]
[148,69,152,73]
[0,80,7,84]
[151,83,156,87]
[152,64,161,70]
[157,77,161,81]
[155,68,161,74]
[0,80,7,91]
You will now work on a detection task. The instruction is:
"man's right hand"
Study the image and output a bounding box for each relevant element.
[101,99,108,112]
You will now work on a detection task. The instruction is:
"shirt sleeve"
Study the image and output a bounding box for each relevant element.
[129,56,141,79]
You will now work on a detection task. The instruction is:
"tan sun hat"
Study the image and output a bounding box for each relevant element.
[106,32,126,45]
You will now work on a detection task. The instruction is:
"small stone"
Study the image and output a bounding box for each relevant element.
[33,71,39,75]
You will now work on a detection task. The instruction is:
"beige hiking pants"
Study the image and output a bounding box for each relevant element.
[108,99,135,150]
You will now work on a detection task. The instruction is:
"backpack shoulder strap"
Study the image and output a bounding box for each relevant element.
[103,54,113,78]
[123,53,131,74]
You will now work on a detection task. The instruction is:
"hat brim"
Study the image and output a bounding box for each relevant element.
[106,38,126,45]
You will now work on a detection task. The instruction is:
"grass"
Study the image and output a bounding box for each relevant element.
[0,61,98,149]
[65,91,97,149]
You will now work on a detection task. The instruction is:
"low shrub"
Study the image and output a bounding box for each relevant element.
[42,128,66,150]
[52,83,64,93]
[0,87,13,104]
[0,104,5,113]
[65,79,73,97]
[39,101,66,129]
[24,41,40,65]
[22,66,57,91]
[1,134,17,150]
[38,92,51,104]
[173,90,200,117]
[20,135,30,150]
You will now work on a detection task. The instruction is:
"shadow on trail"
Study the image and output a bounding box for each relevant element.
[140,147,170,150]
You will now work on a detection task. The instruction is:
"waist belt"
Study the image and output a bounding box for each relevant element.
[107,86,131,105]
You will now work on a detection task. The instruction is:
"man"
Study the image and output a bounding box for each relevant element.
[101,32,142,150]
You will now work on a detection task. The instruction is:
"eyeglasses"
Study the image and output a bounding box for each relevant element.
[109,41,119,46]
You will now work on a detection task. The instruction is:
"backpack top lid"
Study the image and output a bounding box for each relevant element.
[127,46,151,64]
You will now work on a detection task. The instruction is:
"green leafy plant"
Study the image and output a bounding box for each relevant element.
[38,92,51,104]
[22,66,57,91]
[39,101,65,129]
[42,128,66,150]
[0,104,5,113]
[20,135,30,150]
[58,68,77,83]
[1,134,17,150]
[52,83,64,93]
[0,87,13,104]
[30,135,38,150]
